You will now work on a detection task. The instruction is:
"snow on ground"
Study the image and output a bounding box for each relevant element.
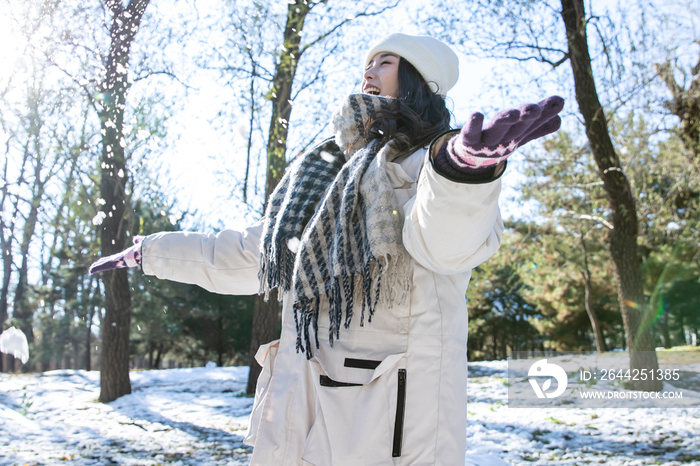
[0,367,253,465]
[1,360,699,465]
[466,360,700,465]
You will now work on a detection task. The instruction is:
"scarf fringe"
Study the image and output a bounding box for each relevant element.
[258,243,295,301]
[293,253,409,359]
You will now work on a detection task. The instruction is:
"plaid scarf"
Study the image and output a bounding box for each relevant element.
[259,94,410,358]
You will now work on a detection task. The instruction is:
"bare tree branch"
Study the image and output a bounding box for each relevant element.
[43,54,99,113]
[132,70,195,89]
[292,42,341,100]
[300,1,401,55]
[291,122,330,159]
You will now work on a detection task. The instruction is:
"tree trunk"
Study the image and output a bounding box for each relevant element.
[98,0,150,403]
[154,345,162,370]
[86,319,92,371]
[217,315,224,367]
[654,57,700,216]
[86,274,95,371]
[148,342,154,369]
[1,136,35,373]
[660,306,672,349]
[13,184,43,346]
[678,315,686,344]
[73,339,80,369]
[581,275,606,353]
[579,235,606,352]
[560,0,660,390]
[655,54,700,160]
[13,92,49,347]
[0,152,11,349]
[247,0,311,396]
[247,291,283,395]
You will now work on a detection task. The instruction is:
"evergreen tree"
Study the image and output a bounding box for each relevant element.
[467,233,543,360]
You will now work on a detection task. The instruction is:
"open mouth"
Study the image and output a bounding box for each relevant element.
[364,86,381,96]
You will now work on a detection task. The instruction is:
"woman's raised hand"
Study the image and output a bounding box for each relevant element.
[447,96,564,170]
[88,236,144,275]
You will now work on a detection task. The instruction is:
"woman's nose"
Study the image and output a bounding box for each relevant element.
[364,65,375,80]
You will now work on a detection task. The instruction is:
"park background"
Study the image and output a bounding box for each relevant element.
[0,0,699,463]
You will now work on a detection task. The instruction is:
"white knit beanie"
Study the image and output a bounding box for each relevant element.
[363,33,459,96]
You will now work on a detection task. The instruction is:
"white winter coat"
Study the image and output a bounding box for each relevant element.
[141,131,505,465]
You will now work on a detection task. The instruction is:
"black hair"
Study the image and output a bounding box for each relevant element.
[365,57,452,156]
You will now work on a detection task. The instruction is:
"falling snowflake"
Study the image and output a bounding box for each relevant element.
[320,151,336,163]
[287,237,301,253]
[92,211,107,225]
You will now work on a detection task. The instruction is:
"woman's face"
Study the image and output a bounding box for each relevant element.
[363,52,400,98]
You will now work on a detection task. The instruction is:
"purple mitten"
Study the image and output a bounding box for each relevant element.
[88,236,144,275]
[447,96,564,172]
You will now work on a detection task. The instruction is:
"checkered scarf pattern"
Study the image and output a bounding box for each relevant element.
[259,94,409,358]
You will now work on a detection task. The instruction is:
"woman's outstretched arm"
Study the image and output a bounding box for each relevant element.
[89,220,264,295]
[403,96,564,275]
[140,220,264,295]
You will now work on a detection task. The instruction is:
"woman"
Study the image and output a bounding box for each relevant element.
[91,33,563,465]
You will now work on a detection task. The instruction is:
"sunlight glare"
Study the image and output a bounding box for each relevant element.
[0,4,26,83]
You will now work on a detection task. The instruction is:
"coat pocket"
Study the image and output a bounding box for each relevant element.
[243,339,280,446]
[301,352,407,466]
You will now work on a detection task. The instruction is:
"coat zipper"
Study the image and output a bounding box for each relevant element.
[392,369,407,457]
